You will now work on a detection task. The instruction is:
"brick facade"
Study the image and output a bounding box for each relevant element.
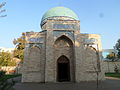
[22,12,105,83]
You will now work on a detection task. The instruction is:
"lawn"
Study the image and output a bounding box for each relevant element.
[105,73,120,78]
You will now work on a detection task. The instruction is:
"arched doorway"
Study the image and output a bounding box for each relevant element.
[57,55,70,82]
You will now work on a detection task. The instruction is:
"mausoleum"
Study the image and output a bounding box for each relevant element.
[22,7,105,82]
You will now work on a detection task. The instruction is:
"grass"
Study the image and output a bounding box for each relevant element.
[105,73,120,78]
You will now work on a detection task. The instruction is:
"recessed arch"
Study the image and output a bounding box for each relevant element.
[54,35,73,48]
[54,35,75,82]
[85,45,101,73]
[57,55,70,82]
[30,45,41,50]
[57,55,69,63]
[28,46,41,71]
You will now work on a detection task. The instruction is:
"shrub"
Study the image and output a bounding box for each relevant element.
[0,71,15,90]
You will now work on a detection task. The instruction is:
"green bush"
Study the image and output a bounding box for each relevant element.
[105,73,120,78]
[0,71,15,90]
[114,66,119,73]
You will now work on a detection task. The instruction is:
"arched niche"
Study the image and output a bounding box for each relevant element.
[54,35,75,82]
[85,46,100,72]
[57,55,70,82]
[28,46,41,71]
[54,35,73,48]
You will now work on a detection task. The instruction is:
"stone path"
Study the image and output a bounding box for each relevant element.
[14,77,120,90]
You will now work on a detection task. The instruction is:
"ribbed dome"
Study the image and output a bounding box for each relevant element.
[41,7,79,22]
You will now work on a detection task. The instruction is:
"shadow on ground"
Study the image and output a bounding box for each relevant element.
[14,77,120,90]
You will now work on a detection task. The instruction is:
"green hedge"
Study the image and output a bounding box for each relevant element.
[0,71,21,90]
[105,73,120,78]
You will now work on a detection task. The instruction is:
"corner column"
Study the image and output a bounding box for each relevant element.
[45,30,56,82]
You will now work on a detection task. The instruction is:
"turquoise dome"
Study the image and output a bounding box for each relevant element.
[41,7,79,22]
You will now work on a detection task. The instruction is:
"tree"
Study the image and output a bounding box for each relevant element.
[0,51,16,67]
[0,1,7,18]
[13,33,26,62]
[106,52,116,61]
[115,39,120,58]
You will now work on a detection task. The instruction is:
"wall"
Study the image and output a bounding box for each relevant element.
[104,61,120,73]
[75,34,105,82]
[22,32,46,82]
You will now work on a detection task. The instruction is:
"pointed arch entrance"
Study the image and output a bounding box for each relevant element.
[57,55,70,82]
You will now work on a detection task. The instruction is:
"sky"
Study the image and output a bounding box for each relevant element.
[0,0,120,49]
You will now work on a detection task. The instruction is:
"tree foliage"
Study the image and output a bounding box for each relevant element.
[13,33,26,62]
[0,1,7,18]
[115,39,120,58]
[106,52,116,61]
[0,51,16,66]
